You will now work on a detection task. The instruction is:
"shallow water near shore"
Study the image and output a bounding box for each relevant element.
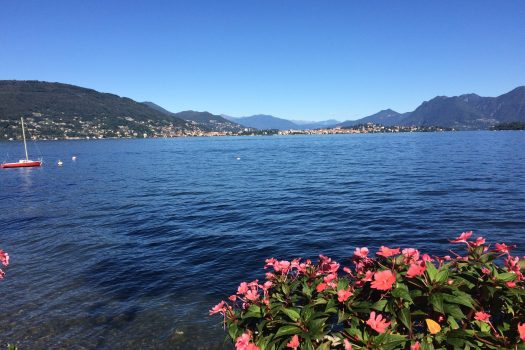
[1,131,525,349]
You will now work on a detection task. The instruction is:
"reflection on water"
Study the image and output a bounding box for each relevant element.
[1,132,524,349]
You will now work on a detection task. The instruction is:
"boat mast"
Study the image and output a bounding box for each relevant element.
[21,117,29,161]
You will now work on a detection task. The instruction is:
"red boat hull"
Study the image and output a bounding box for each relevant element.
[1,161,42,168]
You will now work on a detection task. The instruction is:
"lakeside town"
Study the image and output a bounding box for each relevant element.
[0,115,452,141]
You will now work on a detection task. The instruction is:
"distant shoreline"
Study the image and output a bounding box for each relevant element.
[3,127,524,142]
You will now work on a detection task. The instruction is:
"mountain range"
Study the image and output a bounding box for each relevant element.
[220,87,525,130]
[142,101,244,132]
[337,109,407,127]
[0,81,246,139]
[0,80,524,140]
[339,87,525,130]
[223,115,340,130]
[233,87,525,130]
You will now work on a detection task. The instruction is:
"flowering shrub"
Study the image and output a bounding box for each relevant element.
[0,248,8,280]
[211,233,525,349]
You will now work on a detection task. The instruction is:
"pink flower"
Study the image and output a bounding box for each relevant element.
[337,288,353,302]
[450,231,473,243]
[421,254,433,262]
[469,237,485,247]
[235,332,250,350]
[237,282,249,295]
[277,260,291,273]
[229,295,237,302]
[406,261,426,278]
[474,311,490,323]
[376,246,400,258]
[506,281,517,288]
[505,256,520,269]
[402,248,420,263]
[235,332,260,350]
[324,273,337,284]
[411,342,420,350]
[494,243,513,254]
[316,282,327,293]
[318,255,340,274]
[286,335,300,350]
[362,270,374,282]
[481,267,491,275]
[0,250,9,267]
[366,311,391,333]
[370,270,396,291]
[264,258,291,274]
[343,267,352,274]
[263,281,273,290]
[354,247,369,258]
[245,289,259,301]
[518,323,525,342]
[344,339,353,350]
[209,301,226,315]
[291,258,301,269]
[264,258,277,269]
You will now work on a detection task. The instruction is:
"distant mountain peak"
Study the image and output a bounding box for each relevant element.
[142,101,173,115]
[379,108,398,114]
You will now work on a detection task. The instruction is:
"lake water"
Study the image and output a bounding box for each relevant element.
[1,132,525,349]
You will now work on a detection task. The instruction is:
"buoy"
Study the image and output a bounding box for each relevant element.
[236,157,241,160]
[58,160,63,166]
[72,156,77,161]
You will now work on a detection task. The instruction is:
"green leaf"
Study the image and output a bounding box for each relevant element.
[243,304,262,318]
[302,337,315,350]
[307,317,329,338]
[426,261,438,282]
[454,275,476,289]
[397,307,412,331]
[398,308,412,332]
[274,325,302,338]
[371,299,388,311]
[446,329,473,348]
[302,283,313,298]
[420,340,435,350]
[228,322,239,341]
[391,286,413,303]
[301,306,314,322]
[324,300,338,314]
[443,291,475,309]
[435,267,449,284]
[256,334,274,350]
[429,293,444,314]
[376,333,407,350]
[496,272,517,282]
[281,283,290,295]
[316,341,331,350]
[410,289,423,298]
[443,303,465,320]
[351,301,372,313]
[447,315,459,330]
[281,308,301,322]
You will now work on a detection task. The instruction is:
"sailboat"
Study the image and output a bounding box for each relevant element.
[1,118,42,168]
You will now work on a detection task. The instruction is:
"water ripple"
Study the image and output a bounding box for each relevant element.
[1,132,525,349]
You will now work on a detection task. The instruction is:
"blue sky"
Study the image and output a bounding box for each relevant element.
[1,1,524,121]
